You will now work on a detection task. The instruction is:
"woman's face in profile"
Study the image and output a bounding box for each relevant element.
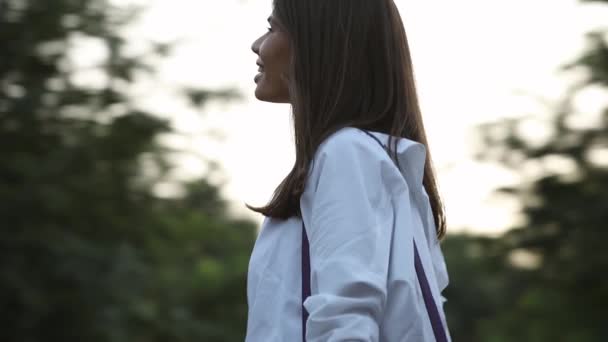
[250,14,291,103]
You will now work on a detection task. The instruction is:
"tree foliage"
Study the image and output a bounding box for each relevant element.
[443,1,608,341]
[0,1,256,341]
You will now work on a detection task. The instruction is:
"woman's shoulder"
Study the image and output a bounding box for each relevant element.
[313,127,388,161]
[306,127,428,205]
[314,127,424,176]
[303,127,410,199]
[306,127,388,180]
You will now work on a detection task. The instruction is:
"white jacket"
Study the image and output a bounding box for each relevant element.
[245,127,451,341]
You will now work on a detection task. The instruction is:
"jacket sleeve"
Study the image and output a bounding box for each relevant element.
[300,135,394,342]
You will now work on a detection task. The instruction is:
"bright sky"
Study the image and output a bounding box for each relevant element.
[116,0,607,236]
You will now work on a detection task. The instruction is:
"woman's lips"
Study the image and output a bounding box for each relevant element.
[255,60,264,82]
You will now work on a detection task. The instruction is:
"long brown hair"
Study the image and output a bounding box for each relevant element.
[246,0,447,240]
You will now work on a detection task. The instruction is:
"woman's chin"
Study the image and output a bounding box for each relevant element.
[254,74,268,99]
[254,78,275,102]
[254,89,284,103]
[254,84,269,101]
[253,76,290,103]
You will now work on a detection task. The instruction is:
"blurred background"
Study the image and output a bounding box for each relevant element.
[1,0,607,341]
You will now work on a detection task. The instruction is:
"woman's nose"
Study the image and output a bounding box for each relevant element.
[251,36,262,55]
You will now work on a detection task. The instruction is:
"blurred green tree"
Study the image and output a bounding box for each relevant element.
[443,0,608,341]
[0,1,256,341]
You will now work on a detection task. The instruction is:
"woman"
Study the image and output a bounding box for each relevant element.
[245,0,451,341]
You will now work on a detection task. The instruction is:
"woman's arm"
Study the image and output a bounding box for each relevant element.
[300,133,395,342]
